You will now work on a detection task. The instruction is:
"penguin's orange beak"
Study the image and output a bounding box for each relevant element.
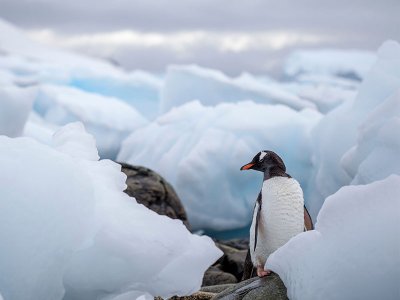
[240,163,255,170]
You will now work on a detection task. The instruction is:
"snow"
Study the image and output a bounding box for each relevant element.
[306,40,400,219]
[0,85,36,137]
[118,101,321,230]
[267,175,400,300]
[161,64,316,113]
[0,123,222,300]
[284,49,376,80]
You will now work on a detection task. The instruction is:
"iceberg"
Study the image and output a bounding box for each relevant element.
[33,84,148,159]
[306,40,400,218]
[118,101,321,230]
[0,123,222,300]
[161,64,316,114]
[0,85,36,137]
[267,175,400,300]
[284,49,376,81]
[0,18,161,120]
[70,70,162,120]
[282,74,359,113]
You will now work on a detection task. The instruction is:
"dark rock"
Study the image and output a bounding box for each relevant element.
[119,163,190,229]
[211,274,288,300]
[216,239,249,251]
[215,243,248,281]
[202,266,238,286]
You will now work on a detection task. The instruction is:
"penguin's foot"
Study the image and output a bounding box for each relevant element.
[257,266,271,277]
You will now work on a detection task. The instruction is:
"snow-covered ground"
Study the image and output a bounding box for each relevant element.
[1,17,399,299]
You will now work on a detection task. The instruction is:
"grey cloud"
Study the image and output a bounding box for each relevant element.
[1,0,399,35]
[0,0,399,75]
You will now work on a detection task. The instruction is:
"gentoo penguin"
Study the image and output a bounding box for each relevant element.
[240,150,313,278]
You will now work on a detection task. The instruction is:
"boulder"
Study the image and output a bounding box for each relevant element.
[202,239,249,287]
[119,163,190,229]
[216,239,249,251]
[212,274,288,300]
[202,266,238,286]
[215,243,248,281]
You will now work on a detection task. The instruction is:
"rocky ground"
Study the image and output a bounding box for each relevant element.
[119,163,288,300]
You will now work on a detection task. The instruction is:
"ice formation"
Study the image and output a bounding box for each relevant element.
[118,101,321,230]
[69,70,162,120]
[0,18,160,158]
[282,74,359,113]
[33,84,148,158]
[161,64,316,113]
[0,86,36,137]
[23,112,59,145]
[267,175,400,300]
[284,49,376,80]
[306,40,400,218]
[0,123,222,300]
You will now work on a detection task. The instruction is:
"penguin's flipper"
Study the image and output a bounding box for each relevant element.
[304,205,314,231]
[242,249,256,280]
[254,192,262,251]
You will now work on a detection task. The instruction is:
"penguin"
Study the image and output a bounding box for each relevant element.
[240,150,313,278]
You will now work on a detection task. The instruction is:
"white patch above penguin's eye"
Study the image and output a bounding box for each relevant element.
[259,151,267,161]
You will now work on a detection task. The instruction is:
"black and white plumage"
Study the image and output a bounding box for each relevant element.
[240,150,313,278]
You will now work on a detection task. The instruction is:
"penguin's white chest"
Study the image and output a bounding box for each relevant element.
[249,177,304,267]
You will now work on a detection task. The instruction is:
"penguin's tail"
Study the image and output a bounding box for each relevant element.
[304,205,314,231]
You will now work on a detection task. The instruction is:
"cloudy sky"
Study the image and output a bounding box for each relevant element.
[1,0,399,76]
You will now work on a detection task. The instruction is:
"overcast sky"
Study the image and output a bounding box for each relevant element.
[1,0,399,76]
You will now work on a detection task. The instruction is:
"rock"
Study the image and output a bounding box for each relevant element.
[119,163,190,229]
[215,243,248,281]
[202,266,238,286]
[155,291,216,300]
[211,274,288,300]
[201,284,235,294]
[201,240,249,287]
[202,241,248,287]
[216,239,249,251]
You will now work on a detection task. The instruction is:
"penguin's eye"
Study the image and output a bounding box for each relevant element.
[259,151,267,161]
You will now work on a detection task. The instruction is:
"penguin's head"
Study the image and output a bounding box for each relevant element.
[240,150,286,173]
